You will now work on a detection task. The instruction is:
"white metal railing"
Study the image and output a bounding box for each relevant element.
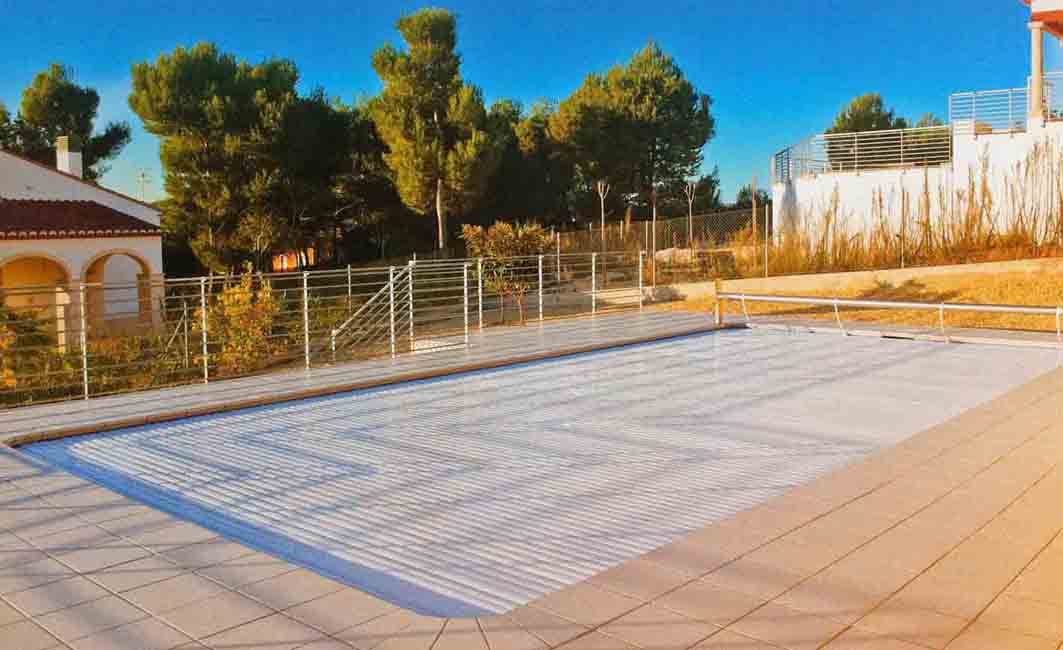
[327,262,412,359]
[949,86,1028,135]
[716,292,1062,343]
[773,125,952,183]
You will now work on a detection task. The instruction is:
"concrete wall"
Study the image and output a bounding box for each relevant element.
[772,122,1063,238]
[0,150,160,226]
[662,256,1063,302]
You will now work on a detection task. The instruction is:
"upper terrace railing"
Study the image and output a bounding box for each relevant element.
[773,125,952,184]
[948,86,1028,134]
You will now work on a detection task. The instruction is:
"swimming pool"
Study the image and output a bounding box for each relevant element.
[23,328,1059,616]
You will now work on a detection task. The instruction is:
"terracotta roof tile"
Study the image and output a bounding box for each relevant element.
[0,199,161,240]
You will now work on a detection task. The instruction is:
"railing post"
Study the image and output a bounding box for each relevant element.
[78,282,89,399]
[199,277,209,383]
[538,254,544,321]
[302,271,310,370]
[714,298,723,327]
[853,133,859,172]
[463,262,470,345]
[764,204,770,278]
[591,252,598,314]
[900,129,904,166]
[477,257,484,329]
[346,264,353,315]
[555,239,561,305]
[389,266,396,357]
[408,261,415,346]
[638,251,644,311]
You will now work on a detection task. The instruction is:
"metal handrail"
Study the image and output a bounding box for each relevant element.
[328,263,412,354]
[717,292,1063,341]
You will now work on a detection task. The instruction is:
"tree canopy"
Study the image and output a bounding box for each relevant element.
[0,65,131,180]
[370,8,500,250]
[827,93,909,134]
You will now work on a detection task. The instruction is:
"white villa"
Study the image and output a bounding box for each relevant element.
[0,137,164,341]
[772,0,1063,240]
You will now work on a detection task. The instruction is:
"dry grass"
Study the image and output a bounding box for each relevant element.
[683,270,1063,333]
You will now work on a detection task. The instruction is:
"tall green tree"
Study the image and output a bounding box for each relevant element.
[552,42,715,225]
[827,93,908,134]
[129,43,304,271]
[370,8,499,250]
[3,65,131,180]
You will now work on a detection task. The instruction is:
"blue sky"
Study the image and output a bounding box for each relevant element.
[0,0,1048,204]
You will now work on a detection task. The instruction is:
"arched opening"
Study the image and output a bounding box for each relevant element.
[0,255,74,349]
[82,251,155,334]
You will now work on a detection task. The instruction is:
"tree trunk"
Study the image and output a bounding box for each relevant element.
[436,178,446,251]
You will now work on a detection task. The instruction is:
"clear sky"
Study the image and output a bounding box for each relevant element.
[0,0,1049,204]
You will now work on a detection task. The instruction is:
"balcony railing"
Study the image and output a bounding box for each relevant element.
[948,87,1028,134]
[773,125,952,184]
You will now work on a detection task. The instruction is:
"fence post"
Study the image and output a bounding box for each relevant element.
[302,271,310,370]
[463,262,470,345]
[182,299,190,368]
[389,266,396,357]
[900,129,904,166]
[538,255,544,321]
[346,264,353,315]
[199,277,209,383]
[591,252,598,314]
[764,204,770,278]
[555,238,561,305]
[638,251,644,311]
[854,133,859,172]
[477,257,484,329]
[78,283,89,399]
[408,260,415,346]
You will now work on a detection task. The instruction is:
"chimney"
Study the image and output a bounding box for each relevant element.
[56,135,83,179]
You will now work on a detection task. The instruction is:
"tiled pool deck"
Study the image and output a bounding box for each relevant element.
[3,313,1063,649]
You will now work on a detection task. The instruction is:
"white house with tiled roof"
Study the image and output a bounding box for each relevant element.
[0,137,164,340]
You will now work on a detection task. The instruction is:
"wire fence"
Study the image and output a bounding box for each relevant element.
[2,251,696,409]
[557,208,764,254]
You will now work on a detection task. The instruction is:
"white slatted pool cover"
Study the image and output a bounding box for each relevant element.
[24,328,1060,616]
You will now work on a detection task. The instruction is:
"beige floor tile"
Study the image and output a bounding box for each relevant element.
[5,575,110,616]
[478,614,548,650]
[0,618,64,650]
[203,612,325,649]
[774,568,886,626]
[0,597,27,625]
[655,578,763,627]
[285,587,394,634]
[32,524,124,553]
[820,626,928,649]
[197,551,294,588]
[556,631,635,649]
[947,621,1058,650]
[160,589,273,638]
[133,521,217,549]
[54,542,151,574]
[67,616,194,650]
[336,609,433,650]
[531,581,642,627]
[978,593,1063,641]
[238,568,346,610]
[87,556,185,593]
[0,556,74,594]
[369,612,445,650]
[161,538,252,570]
[297,640,356,650]
[854,596,969,649]
[122,572,227,613]
[588,558,691,600]
[0,547,47,570]
[739,536,844,578]
[728,601,846,650]
[640,538,738,578]
[506,605,590,648]
[432,617,488,650]
[96,510,177,539]
[693,628,777,649]
[703,557,804,602]
[36,594,148,641]
[601,603,718,649]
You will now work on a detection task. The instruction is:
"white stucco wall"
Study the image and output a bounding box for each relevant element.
[0,150,160,226]
[772,121,1063,239]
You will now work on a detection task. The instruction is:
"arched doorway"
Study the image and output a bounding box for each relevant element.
[0,254,74,349]
[81,250,156,334]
